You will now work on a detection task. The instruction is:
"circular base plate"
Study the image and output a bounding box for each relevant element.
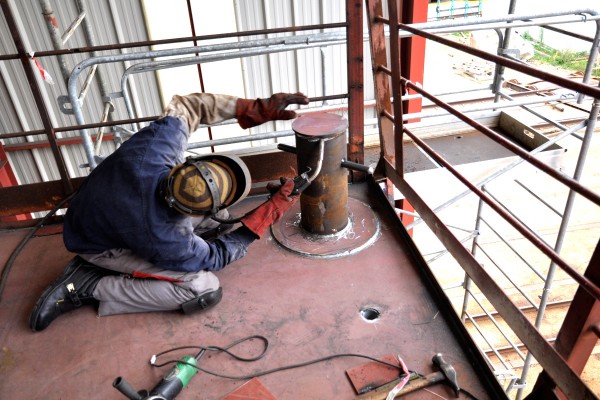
[271,197,380,259]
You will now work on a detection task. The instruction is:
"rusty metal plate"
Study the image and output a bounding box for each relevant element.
[270,196,380,258]
[223,378,278,400]
[292,113,348,138]
[346,354,400,395]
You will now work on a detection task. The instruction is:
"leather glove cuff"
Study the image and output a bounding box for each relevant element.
[241,180,298,238]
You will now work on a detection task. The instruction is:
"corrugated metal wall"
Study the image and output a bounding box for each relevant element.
[1,0,375,184]
[234,0,375,148]
[0,0,162,182]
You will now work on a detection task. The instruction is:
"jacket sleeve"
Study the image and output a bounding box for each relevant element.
[151,225,257,272]
[196,226,258,272]
[160,93,238,134]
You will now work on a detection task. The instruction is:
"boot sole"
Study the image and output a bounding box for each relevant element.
[29,257,84,332]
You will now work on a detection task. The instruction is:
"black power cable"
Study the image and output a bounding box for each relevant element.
[151,335,404,380]
[0,192,76,301]
[150,335,480,399]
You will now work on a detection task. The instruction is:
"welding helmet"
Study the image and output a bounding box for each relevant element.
[164,154,251,216]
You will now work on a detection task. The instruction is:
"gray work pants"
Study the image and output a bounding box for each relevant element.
[80,213,224,316]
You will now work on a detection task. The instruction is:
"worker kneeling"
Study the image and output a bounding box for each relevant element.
[29,92,308,332]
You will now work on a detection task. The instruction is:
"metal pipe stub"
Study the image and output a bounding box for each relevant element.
[271,113,380,258]
[293,113,349,235]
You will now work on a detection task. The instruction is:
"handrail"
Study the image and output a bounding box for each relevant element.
[366,1,600,397]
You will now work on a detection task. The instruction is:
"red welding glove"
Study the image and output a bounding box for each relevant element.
[236,92,309,129]
[242,179,298,238]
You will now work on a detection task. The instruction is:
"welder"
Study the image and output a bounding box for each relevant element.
[29,92,309,332]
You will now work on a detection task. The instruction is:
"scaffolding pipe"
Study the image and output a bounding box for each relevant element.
[401,124,600,302]
[514,179,563,218]
[401,78,600,205]
[516,84,600,400]
[405,118,587,233]
[399,24,600,100]
[64,11,599,168]
[120,38,346,122]
[67,31,347,168]
[461,195,485,323]
[465,288,527,362]
[493,0,518,99]
[38,0,71,85]
[577,19,600,103]
[479,216,547,282]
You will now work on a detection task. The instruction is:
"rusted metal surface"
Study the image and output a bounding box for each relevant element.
[0,183,504,399]
[294,114,349,234]
[387,0,405,175]
[240,152,297,184]
[545,241,600,374]
[400,0,427,122]
[271,197,379,258]
[0,178,85,217]
[529,243,600,398]
[0,149,296,218]
[365,0,395,164]
[0,116,156,141]
[223,378,278,400]
[345,354,399,394]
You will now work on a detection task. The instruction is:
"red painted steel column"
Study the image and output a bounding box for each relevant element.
[346,0,365,182]
[396,0,428,230]
[529,241,600,398]
[0,143,29,221]
[401,0,427,122]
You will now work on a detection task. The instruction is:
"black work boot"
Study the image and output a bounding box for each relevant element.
[29,256,112,332]
[181,287,223,314]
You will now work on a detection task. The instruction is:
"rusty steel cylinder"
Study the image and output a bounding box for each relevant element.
[292,113,349,235]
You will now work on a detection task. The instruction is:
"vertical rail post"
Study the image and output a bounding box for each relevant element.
[346,0,365,181]
[387,0,404,176]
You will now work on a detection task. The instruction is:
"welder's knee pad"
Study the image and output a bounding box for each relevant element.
[181,287,223,314]
[177,270,220,295]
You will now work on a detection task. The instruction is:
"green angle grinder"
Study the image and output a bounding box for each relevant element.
[113,350,204,400]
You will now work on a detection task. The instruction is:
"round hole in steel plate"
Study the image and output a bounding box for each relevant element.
[360,307,381,322]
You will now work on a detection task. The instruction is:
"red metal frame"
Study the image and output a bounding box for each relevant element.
[0,143,28,222]
[364,0,600,397]
[400,0,427,122]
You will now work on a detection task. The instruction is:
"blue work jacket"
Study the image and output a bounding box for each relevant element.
[63,117,254,272]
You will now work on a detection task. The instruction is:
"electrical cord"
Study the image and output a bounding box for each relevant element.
[150,335,481,399]
[0,191,76,301]
[151,335,405,380]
